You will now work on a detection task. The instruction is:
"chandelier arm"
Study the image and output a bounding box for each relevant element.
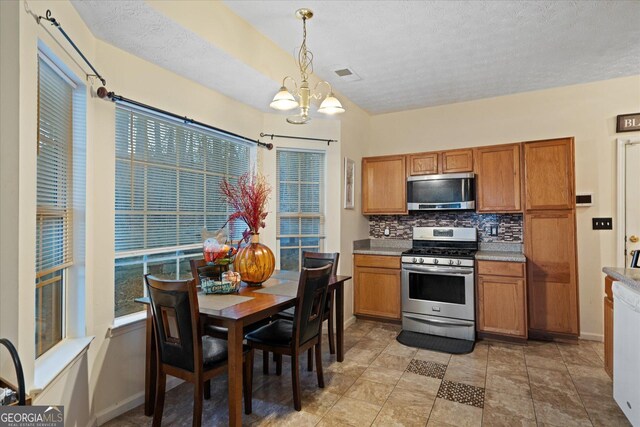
[311,81,333,99]
[281,76,299,95]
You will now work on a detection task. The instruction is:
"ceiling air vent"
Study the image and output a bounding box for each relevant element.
[330,66,361,82]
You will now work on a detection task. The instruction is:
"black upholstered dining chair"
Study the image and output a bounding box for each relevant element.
[244,264,333,411]
[144,275,253,427]
[270,252,340,372]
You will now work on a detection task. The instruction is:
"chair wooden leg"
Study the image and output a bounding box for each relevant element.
[193,378,204,427]
[243,349,254,415]
[328,312,336,355]
[291,354,302,411]
[275,354,282,376]
[152,371,166,427]
[315,342,325,388]
[262,350,269,375]
[307,348,313,372]
[204,380,211,400]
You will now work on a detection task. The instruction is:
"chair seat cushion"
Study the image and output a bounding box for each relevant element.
[278,307,295,320]
[244,319,293,347]
[202,336,229,368]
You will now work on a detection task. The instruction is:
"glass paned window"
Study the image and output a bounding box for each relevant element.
[114,107,252,316]
[276,149,325,271]
[36,56,75,357]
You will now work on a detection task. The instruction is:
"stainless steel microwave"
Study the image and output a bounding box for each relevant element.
[407,173,475,211]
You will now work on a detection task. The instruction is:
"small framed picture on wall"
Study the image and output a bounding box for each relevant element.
[344,157,355,209]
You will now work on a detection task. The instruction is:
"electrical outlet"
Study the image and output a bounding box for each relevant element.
[490,225,499,236]
[384,227,390,236]
[592,218,613,230]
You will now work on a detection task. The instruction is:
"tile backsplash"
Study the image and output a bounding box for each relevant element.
[369,212,523,242]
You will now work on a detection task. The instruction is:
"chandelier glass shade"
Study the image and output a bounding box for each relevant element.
[270,8,345,124]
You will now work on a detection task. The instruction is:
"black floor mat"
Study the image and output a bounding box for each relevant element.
[397,330,475,355]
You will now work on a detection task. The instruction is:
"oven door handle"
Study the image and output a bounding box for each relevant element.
[403,313,473,327]
[402,265,474,275]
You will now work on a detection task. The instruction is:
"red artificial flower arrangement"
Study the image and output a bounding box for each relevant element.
[219,171,272,243]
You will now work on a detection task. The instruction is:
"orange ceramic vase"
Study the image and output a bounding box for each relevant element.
[234,234,275,286]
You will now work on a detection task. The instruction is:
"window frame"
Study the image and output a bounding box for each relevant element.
[35,49,83,359]
[113,104,255,318]
[275,147,327,271]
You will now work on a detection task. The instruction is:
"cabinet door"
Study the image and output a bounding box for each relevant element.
[477,275,527,337]
[362,155,407,214]
[523,138,575,210]
[475,144,522,212]
[409,152,439,176]
[354,266,401,320]
[525,211,579,335]
[604,295,613,378]
[441,149,473,173]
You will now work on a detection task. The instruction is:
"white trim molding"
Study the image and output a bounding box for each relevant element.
[617,138,640,267]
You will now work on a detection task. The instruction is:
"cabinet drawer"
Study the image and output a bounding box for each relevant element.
[477,260,525,277]
[354,254,401,269]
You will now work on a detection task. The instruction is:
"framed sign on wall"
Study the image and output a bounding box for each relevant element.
[344,157,355,209]
[617,113,640,133]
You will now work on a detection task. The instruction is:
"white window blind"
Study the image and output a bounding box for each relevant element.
[36,58,74,279]
[36,56,75,357]
[114,107,251,254]
[276,149,325,271]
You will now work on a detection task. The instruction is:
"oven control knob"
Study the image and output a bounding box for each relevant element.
[419,258,425,263]
[449,259,455,265]
[457,259,462,265]
[413,258,418,263]
[433,259,439,264]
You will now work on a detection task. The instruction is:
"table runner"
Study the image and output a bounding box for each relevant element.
[253,281,299,297]
[197,294,253,311]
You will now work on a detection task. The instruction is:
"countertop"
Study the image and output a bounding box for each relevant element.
[475,242,526,263]
[352,239,410,256]
[602,267,640,292]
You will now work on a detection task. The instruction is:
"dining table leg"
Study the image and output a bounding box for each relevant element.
[336,284,345,362]
[144,305,157,416]
[227,319,244,427]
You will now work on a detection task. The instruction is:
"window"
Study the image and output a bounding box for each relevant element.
[114,106,252,317]
[36,56,76,357]
[276,149,325,271]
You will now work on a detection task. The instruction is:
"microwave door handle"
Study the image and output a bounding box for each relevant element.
[402,266,474,275]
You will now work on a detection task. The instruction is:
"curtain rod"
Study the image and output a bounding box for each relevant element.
[260,133,338,146]
[99,91,274,150]
[38,10,107,86]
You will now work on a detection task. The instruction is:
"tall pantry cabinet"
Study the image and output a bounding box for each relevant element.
[523,138,580,338]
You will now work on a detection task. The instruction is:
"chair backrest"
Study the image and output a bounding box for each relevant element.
[189,259,208,286]
[293,264,333,347]
[302,252,340,276]
[145,275,201,373]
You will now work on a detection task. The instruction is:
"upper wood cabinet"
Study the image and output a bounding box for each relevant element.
[408,149,473,176]
[362,155,407,215]
[525,210,579,336]
[441,149,474,173]
[523,138,575,211]
[409,152,439,175]
[474,144,522,212]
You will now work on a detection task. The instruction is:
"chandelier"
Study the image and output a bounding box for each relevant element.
[269,8,345,124]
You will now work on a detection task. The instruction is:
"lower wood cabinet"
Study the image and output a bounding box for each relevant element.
[354,254,401,320]
[604,275,614,378]
[477,260,527,338]
[525,210,579,337]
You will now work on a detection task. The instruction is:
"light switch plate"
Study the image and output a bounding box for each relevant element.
[592,218,613,230]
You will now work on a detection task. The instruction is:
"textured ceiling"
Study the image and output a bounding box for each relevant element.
[70,0,278,112]
[72,1,640,115]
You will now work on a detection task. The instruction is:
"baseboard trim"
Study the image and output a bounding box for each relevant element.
[344,315,356,329]
[94,377,183,426]
[579,332,604,342]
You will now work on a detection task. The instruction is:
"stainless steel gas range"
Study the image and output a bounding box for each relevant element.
[401,227,478,341]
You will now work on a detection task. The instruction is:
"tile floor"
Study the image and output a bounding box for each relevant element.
[105,319,631,426]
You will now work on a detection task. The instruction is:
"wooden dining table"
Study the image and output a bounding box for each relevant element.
[136,270,351,426]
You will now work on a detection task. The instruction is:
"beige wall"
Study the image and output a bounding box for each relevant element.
[368,76,640,339]
[1,1,369,424]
